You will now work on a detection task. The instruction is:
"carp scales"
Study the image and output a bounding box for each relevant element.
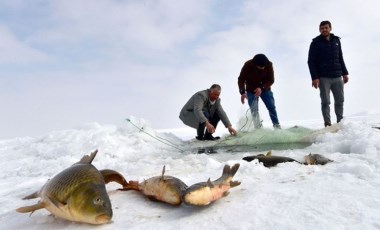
[243,150,300,167]
[182,163,241,206]
[121,166,188,206]
[16,150,127,225]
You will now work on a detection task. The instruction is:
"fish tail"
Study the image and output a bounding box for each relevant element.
[100,169,128,188]
[230,164,240,177]
[221,164,241,188]
[242,156,254,162]
[220,164,240,178]
[119,180,140,191]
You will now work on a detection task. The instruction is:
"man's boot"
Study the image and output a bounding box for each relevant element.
[204,131,220,141]
[196,123,205,140]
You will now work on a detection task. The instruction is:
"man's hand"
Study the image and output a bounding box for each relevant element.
[254,88,262,97]
[343,75,349,84]
[227,126,237,136]
[205,121,215,134]
[240,94,247,104]
[312,79,320,89]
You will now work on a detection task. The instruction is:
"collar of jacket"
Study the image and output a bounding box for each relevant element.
[314,33,340,41]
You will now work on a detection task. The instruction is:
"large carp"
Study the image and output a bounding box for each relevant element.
[182,163,241,206]
[121,166,188,206]
[16,150,126,225]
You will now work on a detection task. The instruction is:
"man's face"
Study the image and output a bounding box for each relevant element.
[209,89,220,102]
[319,24,331,37]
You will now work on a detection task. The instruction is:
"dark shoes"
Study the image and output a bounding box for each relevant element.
[204,134,220,141]
[196,136,204,141]
[324,122,332,127]
[196,134,220,141]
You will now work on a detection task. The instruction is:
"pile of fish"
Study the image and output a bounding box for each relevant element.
[16,149,333,225]
[16,150,241,225]
[121,164,241,206]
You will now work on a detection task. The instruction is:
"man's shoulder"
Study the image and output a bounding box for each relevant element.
[243,59,254,68]
[311,35,323,42]
[195,89,208,97]
[331,33,342,41]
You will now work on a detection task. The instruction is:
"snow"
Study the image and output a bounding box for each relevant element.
[1,114,380,230]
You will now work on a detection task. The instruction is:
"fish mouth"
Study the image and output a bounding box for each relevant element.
[95,214,112,224]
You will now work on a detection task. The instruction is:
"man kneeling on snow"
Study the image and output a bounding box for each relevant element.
[179,84,237,141]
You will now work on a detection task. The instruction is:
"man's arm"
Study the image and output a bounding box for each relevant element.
[307,41,319,80]
[193,94,208,124]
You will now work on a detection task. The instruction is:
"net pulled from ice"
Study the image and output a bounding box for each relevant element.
[220,124,341,147]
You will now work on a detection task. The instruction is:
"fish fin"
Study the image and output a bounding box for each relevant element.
[22,191,39,200]
[146,195,161,202]
[207,178,214,188]
[229,180,241,188]
[47,195,66,209]
[100,169,128,188]
[16,202,45,213]
[77,149,98,165]
[222,191,230,197]
[266,150,272,156]
[161,165,166,179]
[119,180,140,191]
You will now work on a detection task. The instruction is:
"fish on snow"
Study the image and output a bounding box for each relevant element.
[16,150,126,225]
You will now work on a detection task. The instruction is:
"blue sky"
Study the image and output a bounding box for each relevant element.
[1,0,380,139]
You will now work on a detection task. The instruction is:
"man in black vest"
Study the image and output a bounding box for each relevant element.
[308,20,349,127]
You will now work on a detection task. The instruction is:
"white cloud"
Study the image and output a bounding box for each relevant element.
[1,0,380,138]
[28,0,211,52]
[0,25,47,63]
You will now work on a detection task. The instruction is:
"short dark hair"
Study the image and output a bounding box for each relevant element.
[252,54,269,67]
[210,84,221,91]
[319,20,331,29]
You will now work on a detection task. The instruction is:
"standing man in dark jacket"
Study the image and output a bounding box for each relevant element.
[308,20,349,127]
[238,54,281,129]
[179,84,237,141]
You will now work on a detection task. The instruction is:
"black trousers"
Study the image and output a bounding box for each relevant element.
[197,112,220,137]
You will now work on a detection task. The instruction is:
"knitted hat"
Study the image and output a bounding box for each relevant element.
[252,54,269,67]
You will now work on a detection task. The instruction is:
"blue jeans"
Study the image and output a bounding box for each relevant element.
[247,90,280,125]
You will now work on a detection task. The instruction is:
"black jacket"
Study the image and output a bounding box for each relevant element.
[307,33,349,80]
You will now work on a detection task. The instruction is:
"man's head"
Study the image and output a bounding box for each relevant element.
[319,20,332,37]
[252,54,269,69]
[209,84,221,102]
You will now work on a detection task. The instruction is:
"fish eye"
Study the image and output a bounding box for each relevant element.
[93,197,103,205]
